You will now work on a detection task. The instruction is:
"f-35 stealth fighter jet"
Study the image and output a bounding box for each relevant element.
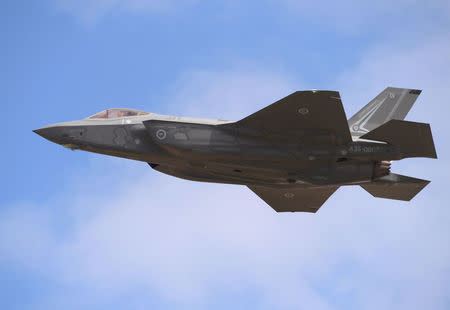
[34,87,437,213]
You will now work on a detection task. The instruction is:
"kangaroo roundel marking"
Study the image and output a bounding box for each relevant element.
[298,107,309,115]
[284,192,295,198]
[156,129,167,140]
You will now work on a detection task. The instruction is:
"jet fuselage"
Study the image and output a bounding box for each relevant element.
[34,113,396,187]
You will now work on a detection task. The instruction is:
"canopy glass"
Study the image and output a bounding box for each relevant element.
[87,108,149,119]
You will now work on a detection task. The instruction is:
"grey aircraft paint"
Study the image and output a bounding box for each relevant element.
[34,88,437,213]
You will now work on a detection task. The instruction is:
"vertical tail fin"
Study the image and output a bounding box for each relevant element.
[348,87,421,136]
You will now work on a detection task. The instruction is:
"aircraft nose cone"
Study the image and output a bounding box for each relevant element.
[33,125,65,144]
[33,127,46,137]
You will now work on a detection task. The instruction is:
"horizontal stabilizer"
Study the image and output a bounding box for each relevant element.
[248,186,339,213]
[232,91,352,144]
[360,119,437,159]
[361,173,430,201]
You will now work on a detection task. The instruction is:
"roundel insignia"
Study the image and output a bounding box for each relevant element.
[352,125,359,131]
[298,107,309,115]
[156,129,167,140]
[284,192,295,198]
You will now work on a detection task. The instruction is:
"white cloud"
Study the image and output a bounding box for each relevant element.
[3,37,450,309]
[3,171,450,309]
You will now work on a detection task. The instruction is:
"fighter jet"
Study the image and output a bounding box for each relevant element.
[34,87,437,213]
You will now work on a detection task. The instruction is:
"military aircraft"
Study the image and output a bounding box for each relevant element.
[34,87,437,213]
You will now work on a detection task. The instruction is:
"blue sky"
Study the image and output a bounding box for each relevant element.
[2,1,450,309]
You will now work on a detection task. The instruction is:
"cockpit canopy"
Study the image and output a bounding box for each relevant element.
[87,108,150,119]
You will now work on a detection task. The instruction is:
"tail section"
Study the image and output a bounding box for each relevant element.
[361,173,430,201]
[348,87,421,136]
[361,119,437,159]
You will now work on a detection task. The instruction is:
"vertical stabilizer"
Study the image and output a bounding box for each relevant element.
[348,87,421,136]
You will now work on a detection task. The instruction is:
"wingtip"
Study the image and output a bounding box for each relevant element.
[408,89,422,95]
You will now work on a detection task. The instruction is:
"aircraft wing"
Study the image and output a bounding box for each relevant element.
[248,185,339,213]
[231,90,352,144]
